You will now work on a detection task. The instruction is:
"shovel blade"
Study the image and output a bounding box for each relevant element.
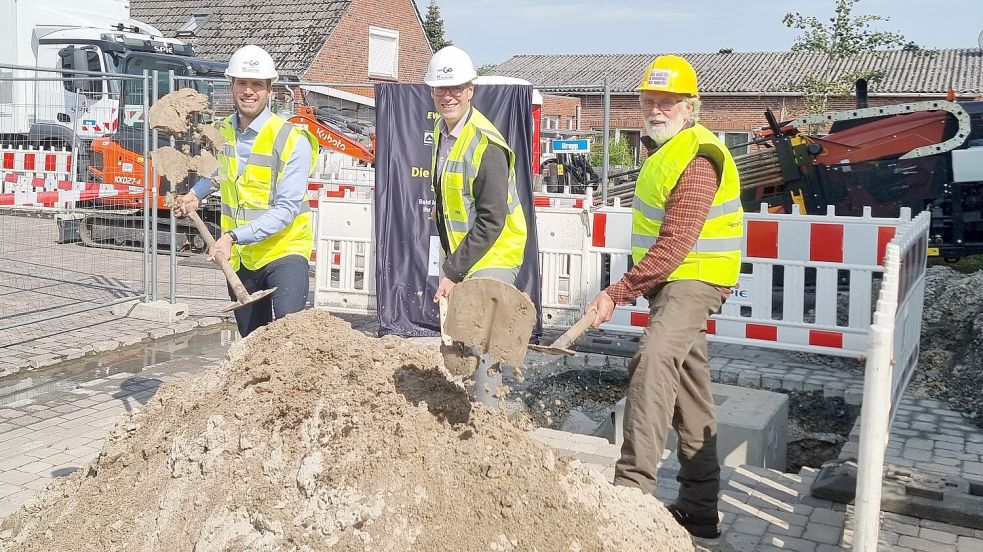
[444,278,536,367]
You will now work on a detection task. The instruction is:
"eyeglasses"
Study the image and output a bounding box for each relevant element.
[431,85,470,97]
[640,98,683,111]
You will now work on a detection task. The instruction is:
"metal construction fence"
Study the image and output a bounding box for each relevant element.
[0,64,389,343]
[0,65,152,345]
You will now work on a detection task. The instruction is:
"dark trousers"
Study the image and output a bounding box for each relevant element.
[614,279,725,520]
[229,254,310,337]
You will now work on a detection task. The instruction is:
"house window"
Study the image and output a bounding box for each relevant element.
[368,26,399,80]
[543,115,560,130]
[718,131,751,156]
[176,13,209,37]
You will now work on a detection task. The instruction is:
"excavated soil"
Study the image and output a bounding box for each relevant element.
[149,88,210,137]
[150,146,218,187]
[0,310,693,552]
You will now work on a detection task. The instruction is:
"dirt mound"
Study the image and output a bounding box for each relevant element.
[911,265,983,426]
[0,310,693,552]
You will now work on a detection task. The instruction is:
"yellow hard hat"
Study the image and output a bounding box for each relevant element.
[636,55,699,97]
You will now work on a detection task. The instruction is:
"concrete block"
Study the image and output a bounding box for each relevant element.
[844,388,864,406]
[111,300,188,323]
[596,383,788,471]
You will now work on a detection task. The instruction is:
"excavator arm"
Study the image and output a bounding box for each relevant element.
[288,106,374,165]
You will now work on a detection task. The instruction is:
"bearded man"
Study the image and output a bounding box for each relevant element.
[585,55,744,540]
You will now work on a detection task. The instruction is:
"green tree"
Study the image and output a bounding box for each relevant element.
[476,63,498,76]
[423,0,452,51]
[783,0,923,115]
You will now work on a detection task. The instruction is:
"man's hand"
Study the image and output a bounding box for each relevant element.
[173,193,200,219]
[433,277,456,303]
[208,232,234,263]
[586,290,616,328]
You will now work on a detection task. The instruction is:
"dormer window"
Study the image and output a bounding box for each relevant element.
[176,13,209,37]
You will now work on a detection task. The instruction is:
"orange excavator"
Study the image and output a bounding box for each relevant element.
[83,102,374,253]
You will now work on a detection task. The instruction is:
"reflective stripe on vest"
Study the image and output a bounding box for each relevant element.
[217,113,319,271]
[630,123,743,287]
[431,108,527,278]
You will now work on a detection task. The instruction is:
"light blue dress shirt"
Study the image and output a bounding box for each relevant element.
[192,107,312,245]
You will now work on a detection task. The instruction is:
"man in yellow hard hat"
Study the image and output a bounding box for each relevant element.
[586,55,743,540]
[175,44,319,337]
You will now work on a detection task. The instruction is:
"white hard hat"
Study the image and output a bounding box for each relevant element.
[225,44,279,83]
[424,46,478,87]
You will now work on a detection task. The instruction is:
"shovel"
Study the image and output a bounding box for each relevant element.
[441,278,536,369]
[528,311,597,356]
[166,194,275,313]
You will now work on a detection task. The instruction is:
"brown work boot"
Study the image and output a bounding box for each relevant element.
[666,504,721,539]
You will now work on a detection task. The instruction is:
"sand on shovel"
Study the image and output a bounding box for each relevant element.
[149,88,210,137]
[0,310,694,552]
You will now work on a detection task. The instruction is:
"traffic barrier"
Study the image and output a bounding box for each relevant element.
[851,210,929,551]
[314,190,924,359]
[0,145,73,182]
[585,201,915,358]
[312,187,375,313]
[0,174,144,208]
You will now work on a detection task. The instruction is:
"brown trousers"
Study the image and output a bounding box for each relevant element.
[613,279,725,519]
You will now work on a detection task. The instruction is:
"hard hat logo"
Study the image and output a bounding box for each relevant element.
[246,59,259,67]
[440,66,453,74]
[647,70,671,87]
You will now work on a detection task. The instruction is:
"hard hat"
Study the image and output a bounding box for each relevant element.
[636,55,699,97]
[225,45,279,83]
[425,46,478,87]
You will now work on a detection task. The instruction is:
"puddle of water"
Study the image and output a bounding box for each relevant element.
[0,325,238,406]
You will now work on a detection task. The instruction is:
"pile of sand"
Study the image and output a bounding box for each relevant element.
[0,311,693,551]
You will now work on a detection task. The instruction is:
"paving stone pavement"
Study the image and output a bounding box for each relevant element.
[2,273,983,552]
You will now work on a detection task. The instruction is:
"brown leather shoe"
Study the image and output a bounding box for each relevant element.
[666,504,721,539]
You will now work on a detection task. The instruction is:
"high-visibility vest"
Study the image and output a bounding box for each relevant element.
[631,123,743,286]
[431,108,527,279]
[217,113,319,271]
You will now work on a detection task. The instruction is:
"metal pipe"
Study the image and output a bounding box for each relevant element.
[142,71,152,301]
[150,71,159,302]
[168,70,178,305]
[602,77,610,206]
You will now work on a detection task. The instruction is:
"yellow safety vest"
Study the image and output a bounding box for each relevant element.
[431,108,527,279]
[217,113,319,271]
[631,124,743,287]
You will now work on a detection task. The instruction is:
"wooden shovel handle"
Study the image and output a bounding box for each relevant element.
[438,296,452,346]
[552,311,597,350]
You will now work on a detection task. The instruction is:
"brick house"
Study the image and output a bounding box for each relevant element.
[131,0,434,122]
[493,49,983,162]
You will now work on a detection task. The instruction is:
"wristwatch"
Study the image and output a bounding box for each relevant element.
[226,231,238,244]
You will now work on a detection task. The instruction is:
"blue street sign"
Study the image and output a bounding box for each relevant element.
[551,138,590,154]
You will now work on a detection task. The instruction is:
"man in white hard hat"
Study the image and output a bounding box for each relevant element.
[175,44,319,337]
[426,45,528,405]
[586,55,743,540]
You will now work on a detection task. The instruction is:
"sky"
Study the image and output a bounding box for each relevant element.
[434,0,983,66]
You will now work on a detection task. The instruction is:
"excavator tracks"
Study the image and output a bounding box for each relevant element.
[78,211,221,256]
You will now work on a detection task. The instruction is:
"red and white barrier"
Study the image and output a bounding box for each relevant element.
[1,145,73,182]
[0,174,144,208]
[313,189,926,359]
[851,211,929,551]
[585,202,916,358]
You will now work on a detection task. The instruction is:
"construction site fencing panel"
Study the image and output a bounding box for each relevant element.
[852,211,930,552]
[584,201,915,358]
[0,66,153,343]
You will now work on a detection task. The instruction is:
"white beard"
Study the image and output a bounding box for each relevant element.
[643,116,686,146]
